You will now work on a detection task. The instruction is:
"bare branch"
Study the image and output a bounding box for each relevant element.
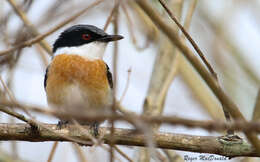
[47,142,58,162]
[0,0,104,56]
[4,100,260,134]
[134,0,260,152]
[0,123,257,158]
[7,0,52,54]
[253,89,260,121]
[157,0,216,79]
[114,146,134,162]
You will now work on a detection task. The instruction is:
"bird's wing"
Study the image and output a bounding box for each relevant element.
[44,65,49,90]
[106,64,113,89]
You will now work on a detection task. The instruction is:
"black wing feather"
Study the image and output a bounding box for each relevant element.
[44,66,49,90]
[106,64,113,89]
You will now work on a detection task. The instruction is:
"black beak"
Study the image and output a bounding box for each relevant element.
[99,34,124,42]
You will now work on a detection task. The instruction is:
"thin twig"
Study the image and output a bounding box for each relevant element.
[47,142,58,162]
[178,0,223,120]
[252,89,260,121]
[162,149,184,162]
[0,100,105,151]
[0,77,16,102]
[110,1,120,161]
[7,0,52,55]
[119,68,132,103]
[5,100,260,135]
[122,3,150,51]
[157,54,179,107]
[0,75,39,128]
[9,118,18,159]
[199,9,260,85]
[157,0,217,79]
[137,0,184,161]
[104,2,120,31]
[183,0,198,29]
[155,150,168,162]
[34,45,49,67]
[0,104,35,127]
[135,0,260,152]
[0,76,38,128]
[71,120,124,161]
[72,143,88,162]
[0,0,104,56]
[114,146,134,162]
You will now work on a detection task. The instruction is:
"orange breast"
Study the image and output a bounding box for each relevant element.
[46,54,111,106]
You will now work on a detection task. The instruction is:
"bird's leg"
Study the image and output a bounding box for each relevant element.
[90,122,99,137]
[57,120,69,130]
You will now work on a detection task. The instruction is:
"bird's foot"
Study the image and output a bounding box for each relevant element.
[57,120,69,130]
[90,122,99,137]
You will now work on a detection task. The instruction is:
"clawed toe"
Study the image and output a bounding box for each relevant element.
[90,122,99,137]
[57,120,69,130]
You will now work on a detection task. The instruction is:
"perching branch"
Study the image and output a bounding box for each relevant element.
[4,100,260,134]
[0,123,258,158]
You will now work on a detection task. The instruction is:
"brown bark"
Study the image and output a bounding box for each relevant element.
[0,123,257,158]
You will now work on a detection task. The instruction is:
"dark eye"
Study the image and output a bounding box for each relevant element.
[82,34,91,40]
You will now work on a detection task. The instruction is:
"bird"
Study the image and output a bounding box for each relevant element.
[44,24,123,135]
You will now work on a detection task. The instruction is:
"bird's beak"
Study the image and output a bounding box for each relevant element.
[99,34,124,42]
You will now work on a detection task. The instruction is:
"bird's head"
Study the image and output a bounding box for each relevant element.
[53,24,123,59]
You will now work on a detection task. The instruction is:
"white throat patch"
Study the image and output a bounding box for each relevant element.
[54,42,107,60]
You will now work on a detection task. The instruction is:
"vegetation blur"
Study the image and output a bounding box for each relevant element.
[0,0,260,161]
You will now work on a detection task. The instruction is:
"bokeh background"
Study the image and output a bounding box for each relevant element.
[0,0,260,161]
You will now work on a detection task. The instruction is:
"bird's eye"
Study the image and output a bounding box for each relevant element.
[82,34,91,40]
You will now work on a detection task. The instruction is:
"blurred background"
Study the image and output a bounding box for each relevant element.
[0,0,260,161]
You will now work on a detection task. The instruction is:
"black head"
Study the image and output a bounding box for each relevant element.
[53,24,123,53]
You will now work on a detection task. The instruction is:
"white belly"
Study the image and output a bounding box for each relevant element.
[48,83,113,118]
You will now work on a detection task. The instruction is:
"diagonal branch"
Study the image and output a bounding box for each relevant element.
[158,0,233,131]
[157,0,216,79]
[0,0,104,56]
[135,0,260,152]
[7,0,52,55]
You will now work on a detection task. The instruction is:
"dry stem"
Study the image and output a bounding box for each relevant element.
[0,0,104,56]
[135,0,260,152]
